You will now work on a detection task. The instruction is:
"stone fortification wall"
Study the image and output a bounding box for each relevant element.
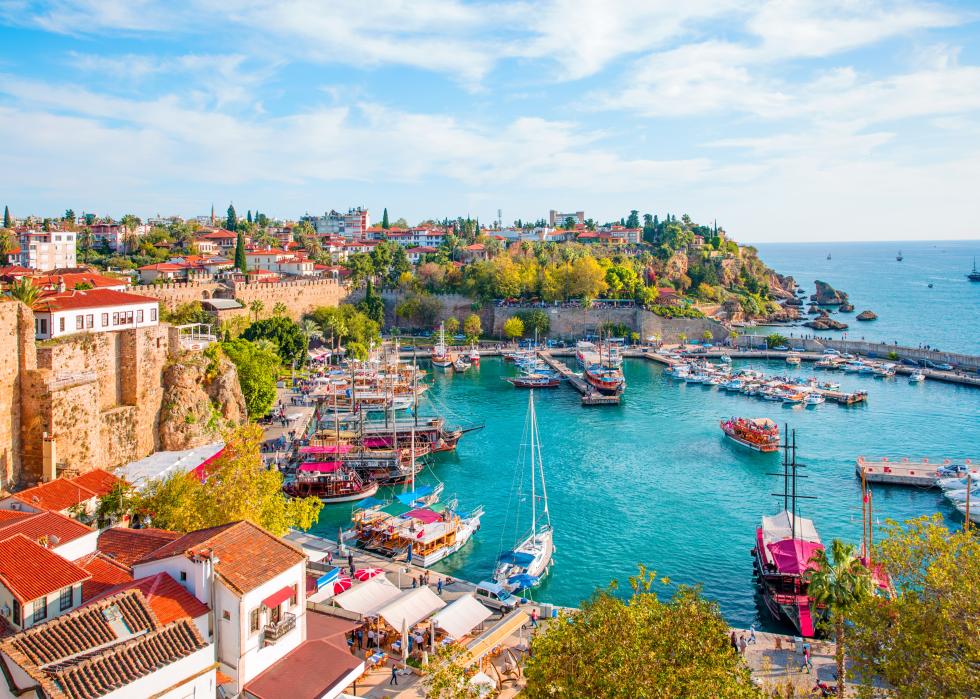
[221,279,348,320]
[0,302,37,490]
[367,291,490,330]
[129,282,222,308]
[491,304,729,343]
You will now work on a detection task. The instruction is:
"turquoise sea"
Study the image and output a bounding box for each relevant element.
[309,240,980,631]
[751,239,980,356]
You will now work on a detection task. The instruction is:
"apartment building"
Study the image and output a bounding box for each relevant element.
[15,230,77,271]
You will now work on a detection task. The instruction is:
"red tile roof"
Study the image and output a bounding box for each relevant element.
[77,553,134,600]
[69,469,123,499]
[90,572,209,624]
[29,272,127,290]
[137,520,306,596]
[10,478,97,512]
[0,534,91,603]
[138,262,186,271]
[0,510,31,525]
[33,288,159,313]
[0,510,93,547]
[97,527,182,570]
[0,589,207,699]
[198,228,238,239]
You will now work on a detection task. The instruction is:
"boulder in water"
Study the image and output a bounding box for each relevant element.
[810,280,849,305]
[856,310,878,321]
[839,303,855,312]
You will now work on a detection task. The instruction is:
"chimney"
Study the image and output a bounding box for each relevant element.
[57,276,66,293]
[42,432,57,482]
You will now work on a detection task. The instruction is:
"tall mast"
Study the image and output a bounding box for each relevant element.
[534,392,550,530]
[410,425,416,490]
[529,391,536,537]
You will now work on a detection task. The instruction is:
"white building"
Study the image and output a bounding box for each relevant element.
[246,249,315,277]
[16,231,77,271]
[304,207,370,239]
[132,520,309,695]
[31,288,159,340]
[548,210,585,227]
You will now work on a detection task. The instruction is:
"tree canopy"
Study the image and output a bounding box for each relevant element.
[241,316,308,368]
[523,568,761,699]
[135,425,321,536]
[219,339,280,418]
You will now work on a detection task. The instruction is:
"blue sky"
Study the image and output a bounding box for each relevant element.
[1,1,979,241]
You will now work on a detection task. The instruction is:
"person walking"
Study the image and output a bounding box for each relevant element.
[748,624,757,645]
[389,664,398,686]
[530,608,538,628]
[801,645,813,674]
[437,578,443,596]
[730,631,738,653]
[347,552,354,571]
[738,634,747,656]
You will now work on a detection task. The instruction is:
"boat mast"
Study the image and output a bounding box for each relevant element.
[529,391,537,538]
[533,392,550,530]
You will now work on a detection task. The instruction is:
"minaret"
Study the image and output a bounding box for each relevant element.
[210,204,215,225]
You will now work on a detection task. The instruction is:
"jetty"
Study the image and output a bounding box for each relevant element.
[538,352,621,405]
[856,456,978,486]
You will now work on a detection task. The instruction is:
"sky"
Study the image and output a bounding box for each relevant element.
[0,1,979,242]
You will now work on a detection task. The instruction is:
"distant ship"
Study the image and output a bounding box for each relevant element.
[826,252,831,260]
[969,258,980,282]
[896,250,903,261]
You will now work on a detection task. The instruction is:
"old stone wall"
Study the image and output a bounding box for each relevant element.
[0,301,36,490]
[129,282,222,309]
[219,279,348,320]
[364,291,490,330]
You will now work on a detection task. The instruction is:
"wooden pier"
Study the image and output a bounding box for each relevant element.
[538,352,621,406]
[856,456,977,486]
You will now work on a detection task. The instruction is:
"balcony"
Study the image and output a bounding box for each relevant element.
[263,612,296,644]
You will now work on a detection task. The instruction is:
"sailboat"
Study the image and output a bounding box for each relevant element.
[968,258,980,282]
[826,252,831,261]
[494,391,554,592]
[896,250,903,261]
[431,323,452,368]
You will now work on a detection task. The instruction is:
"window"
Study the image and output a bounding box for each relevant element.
[59,587,73,611]
[249,608,260,633]
[33,600,47,623]
[112,312,119,326]
[137,310,143,323]
[76,315,84,330]
[179,571,187,582]
[39,318,48,334]
[86,314,94,329]
[291,584,298,606]
[59,317,65,332]
[126,311,134,324]
[150,308,158,321]
[12,598,20,626]
[101,313,109,327]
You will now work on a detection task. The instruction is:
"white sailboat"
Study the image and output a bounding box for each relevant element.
[494,391,554,592]
[431,323,452,368]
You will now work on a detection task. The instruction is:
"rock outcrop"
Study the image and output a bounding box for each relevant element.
[804,310,849,331]
[664,250,689,282]
[856,310,878,321]
[810,280,849,306]
[158,351,246,451]
[839,303,855,313]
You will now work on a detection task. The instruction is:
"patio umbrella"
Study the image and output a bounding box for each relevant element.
[507,573,539,590]
[354,567,384,582]
[401,617,409,662]
[333,575,353,595]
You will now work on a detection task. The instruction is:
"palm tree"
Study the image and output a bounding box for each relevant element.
[326,315,347,349]
[806,539,874,697]
[7,277,40,306]
[272,301,288,317]
[249,299,264,321]
[301,319,323,344]
[678,332,687,347]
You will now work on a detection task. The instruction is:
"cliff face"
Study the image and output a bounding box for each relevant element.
[158,352,246,451]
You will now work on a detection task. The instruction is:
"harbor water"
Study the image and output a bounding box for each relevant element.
[751,239,980,356]
[309,354,980,631]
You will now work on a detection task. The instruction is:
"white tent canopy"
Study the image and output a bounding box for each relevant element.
[376,586,446,630]
[333,576,401,616]
[431,594,493,640]
[761,510,820,544]
[116,442,224,490]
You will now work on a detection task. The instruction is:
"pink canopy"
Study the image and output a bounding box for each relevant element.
[363,437,393,448]
[406,508,443,524]
[767,539,824,576]
[300,445,355,454]
[297,461,342,473]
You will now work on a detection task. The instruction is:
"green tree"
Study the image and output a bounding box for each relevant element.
[381,207,390,229]
[94,482,137,528]
[625,209,640,228]
[249,299,264,321]
[246,209,253,224]
[514,309,550,337]
[359,279,385,326]
[2,205,10,228]
[702,330,713,342]
[120,213,141,232]
[848,516,979,698]
[444,316,460,336]
[462,313,482,341]
[7,278,40,306]
[389,244,411,285]
[524,567,761,698]
[221,338,280,417]
[503,316,524,339]
[806,540,874,698]
[242,316,309,368]
[301,319,323,344]
[421,643,482,699]
[344,253,375,286]
[765,333,788,349]
[226,203,238,231]
[135,425,321,535]
[370,241,394,285]
[234,230,247,272]
[64,208,75,223]
[0,228,17,264]
[272,301,288,317]
[563,215,576,230]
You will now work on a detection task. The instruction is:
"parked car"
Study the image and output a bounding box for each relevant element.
[475,581,519,611]
[791,346,806,352]
[822,348,840,355]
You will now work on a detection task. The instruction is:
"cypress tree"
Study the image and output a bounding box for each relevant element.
[2,205,10,228]
[382,208,389,229]
[234,230,247,273]
[247,210,253,224]
[226,204,237,231]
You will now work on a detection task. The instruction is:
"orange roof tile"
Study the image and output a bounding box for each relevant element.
[0,510,31,525]
[138,521,306,595]
[0,534,91,603]
[11,478,97,512]
[70,469,123,498]
[91,572,209,624]
[97,527,182,570]
[77,553,134,600]
[0,510,93,546]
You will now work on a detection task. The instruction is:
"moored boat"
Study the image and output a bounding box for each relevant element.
[909,370,926,383]
[284,462,379,503]
[453,357,471,373]
[505,374,560,388]
[431,323,453,368]
[720,417,779,452]
[584,364,625,395]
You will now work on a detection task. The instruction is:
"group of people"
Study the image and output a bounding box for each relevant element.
[729,627,757,656]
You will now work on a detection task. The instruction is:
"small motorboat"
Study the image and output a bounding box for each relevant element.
[805,393,825,406]
[453,357,472,373]
[909,370,925,383]
[504,374,560,388]
[786,353,802,365]
[469,348,481,365]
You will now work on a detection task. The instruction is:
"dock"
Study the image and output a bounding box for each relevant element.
[855,456,977,486]
[538,352,621,406]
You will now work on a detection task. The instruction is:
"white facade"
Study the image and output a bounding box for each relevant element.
[305,208,370,239]
[33,298,159,340]
[16,231,77,271]
[0,581,84,632]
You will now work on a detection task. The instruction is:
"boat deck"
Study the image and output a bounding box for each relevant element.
[538,352,621,406]
[856,456,978,486]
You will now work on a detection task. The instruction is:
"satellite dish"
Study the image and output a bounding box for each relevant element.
[49,535,60,545]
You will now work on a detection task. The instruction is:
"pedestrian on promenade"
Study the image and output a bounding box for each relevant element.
[530,609,538,628]
[411,577,417,589]
[437,578,443,596]
[355,629,363,649]
[390,664,398,686]
[801,646,812,673]
[730,631,738,653]
[748,624,757,645]
[738,634,747,655]
[348,552,354,570]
